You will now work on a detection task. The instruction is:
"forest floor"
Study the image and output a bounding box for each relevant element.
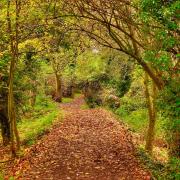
[6,96,151,180]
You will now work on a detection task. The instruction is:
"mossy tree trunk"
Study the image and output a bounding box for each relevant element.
[7,0,20,157]
[144,73,157,154]
[55,73,62,102]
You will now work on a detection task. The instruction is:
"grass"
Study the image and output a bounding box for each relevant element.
[80,103,89,110]
[74,92,82,98]
[18,95,63,146]
[18,111,60,145]
[62,93,82,103]
[115,107,165,139]
[114,103,169,165]
[62,97,73,103]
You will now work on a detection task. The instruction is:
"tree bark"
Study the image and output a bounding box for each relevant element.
[144,73,157,154]
[7,0,20,157]
[55,73,62,102]
[0,108,10,146]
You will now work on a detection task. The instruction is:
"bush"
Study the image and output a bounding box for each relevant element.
[157,78,180,157]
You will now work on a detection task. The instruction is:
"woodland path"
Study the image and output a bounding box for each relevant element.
[10,96,151,180]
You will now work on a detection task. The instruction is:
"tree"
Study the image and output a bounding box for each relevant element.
[6,0,21,156]
[140,0,179,157]
[0,0,48,155]
[61,0,165,89]
[50,51,71,102]
[143,73,157,153]
[60,0,179,156]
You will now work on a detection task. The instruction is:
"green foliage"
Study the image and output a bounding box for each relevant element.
[164,158,180,180]
[158,79,180,128]
[157,78,180,157]
[114,73,165,138]
[75,51,106,83]
[76,50,132,109]
[139,0,179,158]
[144,50,172,71]
[103,52,133,97]
[140,0,179,30]
[0,53,10,76]
[118,95,146,112]
[85,96,101,108]
[107,67,132,98]
[0,0,179,178]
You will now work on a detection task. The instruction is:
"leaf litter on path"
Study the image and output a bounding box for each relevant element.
[8,96,151,180]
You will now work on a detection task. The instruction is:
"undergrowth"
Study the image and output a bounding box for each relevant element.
[112,96,180,179]
[114,96,166,139]
[137,148,180,180]
[18,95,63,146]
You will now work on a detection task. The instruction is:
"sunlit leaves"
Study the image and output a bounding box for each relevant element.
[140,0,179,30]
[75,51,106,82]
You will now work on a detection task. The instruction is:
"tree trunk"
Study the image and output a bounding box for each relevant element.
[7,0,20,157]
[29,90,37,107]
[55,73,62,102]
[0,108,10,146]
[144,73,157,154]
[8,57,20,156]
[0,87,10,146]
[8,63,17,157]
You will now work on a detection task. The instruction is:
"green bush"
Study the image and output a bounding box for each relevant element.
[164,158,180,180]
[157,79,180,157]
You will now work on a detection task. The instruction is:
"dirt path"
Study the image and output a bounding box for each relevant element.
[10,96,150,180]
